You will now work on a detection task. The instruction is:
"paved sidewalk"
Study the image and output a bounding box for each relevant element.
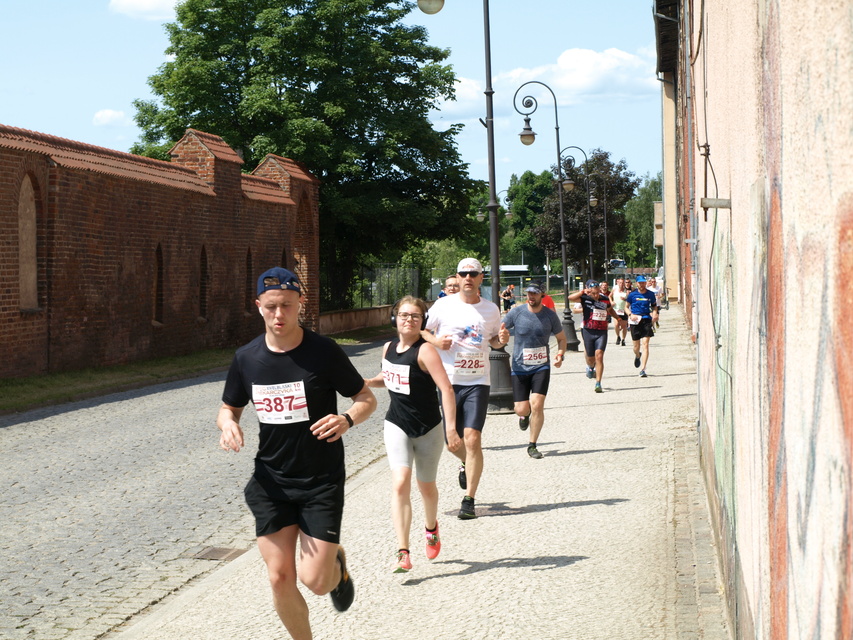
[111,306,731,640]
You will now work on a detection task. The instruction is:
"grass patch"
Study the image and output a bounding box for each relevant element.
[0,348,234,415]
[329,325,396,345]
[1,326,398,415]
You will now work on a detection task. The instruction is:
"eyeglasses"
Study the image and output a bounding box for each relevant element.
[397,312,424,321]
[457,271,481,278]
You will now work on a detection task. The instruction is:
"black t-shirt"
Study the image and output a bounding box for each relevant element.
[222,330,365,486]
[382,338,442,438]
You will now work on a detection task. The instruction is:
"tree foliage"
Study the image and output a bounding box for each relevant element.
[612,172,662,268]
[505,171,553,272]
[131,0,475,309]
[533,148,640,278]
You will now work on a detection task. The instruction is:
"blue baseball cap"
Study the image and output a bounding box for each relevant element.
[257,267,301,297]
[585,279,599,288]
[635,275,647,283]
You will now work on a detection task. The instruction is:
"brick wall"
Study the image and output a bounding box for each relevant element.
[0,125,320,378]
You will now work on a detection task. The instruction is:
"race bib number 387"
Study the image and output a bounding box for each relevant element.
[252,381,310,424]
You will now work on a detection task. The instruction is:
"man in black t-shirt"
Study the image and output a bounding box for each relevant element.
[217,267,376,640]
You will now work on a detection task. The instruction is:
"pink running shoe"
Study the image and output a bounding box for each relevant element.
[425,523,441,560]
[394,549,412,573]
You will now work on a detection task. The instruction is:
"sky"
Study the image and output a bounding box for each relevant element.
[1,0,662,194]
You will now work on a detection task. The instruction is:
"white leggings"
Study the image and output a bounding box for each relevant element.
[383,420,445,483]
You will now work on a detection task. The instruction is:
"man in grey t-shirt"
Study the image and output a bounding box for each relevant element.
[498,284,567,459]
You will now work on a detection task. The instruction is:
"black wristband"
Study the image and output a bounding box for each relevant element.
[342,412,354,428]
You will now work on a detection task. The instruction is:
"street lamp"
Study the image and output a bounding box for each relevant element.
[419,0,501,306]
[558,147,595,281]
[512,81,580,351]
[476,190,512,222]
[588,174,608,282]
[420,0,514,414]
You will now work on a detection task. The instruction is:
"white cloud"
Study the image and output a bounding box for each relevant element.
[432,46,658,128]
[108,0,177,21]
[92,109,133,127]
[501,47,659,106]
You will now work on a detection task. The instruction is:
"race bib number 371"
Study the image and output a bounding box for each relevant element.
[253,381,310,424]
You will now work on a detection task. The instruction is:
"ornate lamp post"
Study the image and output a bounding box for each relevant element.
[512,80,580,350]
[558,146,595,281]
[418,0,501,305]
[588,174,608,282]
[420,0,514,413]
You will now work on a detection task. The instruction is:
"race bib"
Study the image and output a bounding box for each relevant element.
[382,359,410,395]
[252,381,310,424]
[454,350,486,376]
[628,314,641,326]
[522,346,548,365]
[591,308,607,322]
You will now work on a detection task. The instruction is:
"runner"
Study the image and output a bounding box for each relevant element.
[217,267,377,640]
[568,279,622,393]
[539,283,557,311]
[500,283,516,314]
[646,277,662,327]
[497,283,567,458]
[365,296,462,573]
[438,275,459,298]
[610,278,629,346]
[625,275,660,377]
[422,258,504,520]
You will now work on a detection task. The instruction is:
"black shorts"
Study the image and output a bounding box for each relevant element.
[582,328,609,356]
[510,368,551,402]
[630,317,655,340]
[452,384,490,434]
[244,471,344,543]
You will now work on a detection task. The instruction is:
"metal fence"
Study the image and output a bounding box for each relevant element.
[350,263,420,309]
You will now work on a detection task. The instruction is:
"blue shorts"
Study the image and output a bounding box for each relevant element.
[582,328,609,356]
[450,384,490,435]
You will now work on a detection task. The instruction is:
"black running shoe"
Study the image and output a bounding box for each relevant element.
[519,414,530,431]
[634,354,641,368]
[527,444,543,459]
[458,464,467,490]
[458,496,477,520]
[330,547,354,612]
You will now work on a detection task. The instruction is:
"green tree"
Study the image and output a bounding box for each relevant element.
[534,149,640,278]
[612,172,662,268]
[131,0,475,309]
[506,171,553,272]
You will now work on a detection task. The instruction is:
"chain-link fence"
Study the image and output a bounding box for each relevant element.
[350,263,419,309]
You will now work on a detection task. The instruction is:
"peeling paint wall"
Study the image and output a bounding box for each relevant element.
[660,0,853,637]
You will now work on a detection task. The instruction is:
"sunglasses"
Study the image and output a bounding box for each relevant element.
[263,276,297,287]
[457,271,481,278]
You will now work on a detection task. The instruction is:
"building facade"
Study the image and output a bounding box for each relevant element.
[655,0,853,637]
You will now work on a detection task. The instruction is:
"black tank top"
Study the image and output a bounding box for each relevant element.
[383,337,442,438]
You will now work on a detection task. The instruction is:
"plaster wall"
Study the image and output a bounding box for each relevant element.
[682,0,853,637]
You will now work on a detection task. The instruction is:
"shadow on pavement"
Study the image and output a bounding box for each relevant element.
[401,554,589,585]
[442,497,629,519]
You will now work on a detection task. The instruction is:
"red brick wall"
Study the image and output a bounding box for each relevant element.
[0,126,320,378]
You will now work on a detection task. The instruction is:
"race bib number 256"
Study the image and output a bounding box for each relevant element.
[252,381,310,424]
